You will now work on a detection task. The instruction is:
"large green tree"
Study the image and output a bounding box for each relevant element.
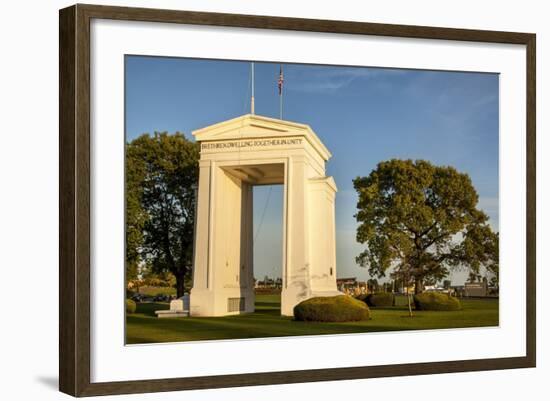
[353,159,498,294]
[126,132,199,297]
[126,135,148,284]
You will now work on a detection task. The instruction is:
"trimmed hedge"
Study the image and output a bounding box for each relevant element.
[126,299,137,314]
[294,295,370,322]
[365,292,395,307]
[413,292,462,311]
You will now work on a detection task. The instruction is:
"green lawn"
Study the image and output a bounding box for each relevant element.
[130,286,177,297]
[126,294,498,344]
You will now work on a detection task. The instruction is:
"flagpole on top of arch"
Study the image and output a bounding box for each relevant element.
[278,64,284,120]
[250,62,255,115]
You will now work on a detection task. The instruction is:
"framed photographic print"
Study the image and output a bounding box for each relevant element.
[59,4,536,397]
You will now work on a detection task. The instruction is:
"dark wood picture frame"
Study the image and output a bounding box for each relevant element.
[59,3,536,397]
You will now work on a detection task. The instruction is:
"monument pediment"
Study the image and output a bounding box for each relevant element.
[192,114,332,161]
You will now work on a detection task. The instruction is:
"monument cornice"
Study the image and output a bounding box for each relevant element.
[192,114,332,161]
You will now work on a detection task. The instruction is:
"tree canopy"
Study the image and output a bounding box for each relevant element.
[353,159,498,294]
[126,132,200,297]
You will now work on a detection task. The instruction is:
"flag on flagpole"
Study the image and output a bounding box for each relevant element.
[278,65,284,95]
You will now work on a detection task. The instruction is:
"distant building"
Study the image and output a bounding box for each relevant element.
[464,280,488,297]
[255,276,282,289]
[424,285,447,293]
[450,285,465,297]
[337,277,367,295]
[337,277,357,291]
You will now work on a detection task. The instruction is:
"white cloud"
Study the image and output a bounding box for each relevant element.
[287,67,406,93]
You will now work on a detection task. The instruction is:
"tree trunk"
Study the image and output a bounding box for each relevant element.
[414,278,423,294]
[176,273,185,298]
[406,285,413,317]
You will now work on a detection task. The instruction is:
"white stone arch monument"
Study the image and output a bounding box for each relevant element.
[190,114,341,316]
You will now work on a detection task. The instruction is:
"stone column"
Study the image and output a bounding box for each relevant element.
[191,166,255,316]
[190,161,215,315]
[308,177,339,294]
[281,156,311,315]
[240,182,255,312]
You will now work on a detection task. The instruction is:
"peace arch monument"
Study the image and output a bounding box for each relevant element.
[189,114,341,316]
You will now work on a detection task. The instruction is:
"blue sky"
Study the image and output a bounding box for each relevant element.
[126,56,499,284]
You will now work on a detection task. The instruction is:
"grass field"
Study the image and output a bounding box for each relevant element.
[126,294,498,344]
[130,286,177,297]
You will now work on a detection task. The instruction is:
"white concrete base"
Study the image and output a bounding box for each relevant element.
[155,297,191,318]
[190,288,254,317]
[155,310,189,318]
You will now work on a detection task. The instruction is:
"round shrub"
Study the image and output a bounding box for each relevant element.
[365,292,395,307]
[413,292,462,311]
[126,299,137,314]
[294,295,370,322]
